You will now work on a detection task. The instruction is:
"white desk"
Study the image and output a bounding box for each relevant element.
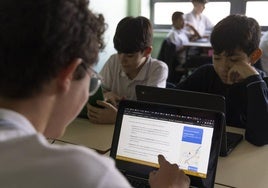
[184,41,212,48]
[215,126,268,188]
[54,118,268,188]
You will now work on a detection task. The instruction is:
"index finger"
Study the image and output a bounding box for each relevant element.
[158,154,168,166]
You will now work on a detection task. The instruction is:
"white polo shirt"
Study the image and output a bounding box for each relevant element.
[167,27,189,51]
[184,11,213,37]
[0,108,131,188]
[100,54,168,100]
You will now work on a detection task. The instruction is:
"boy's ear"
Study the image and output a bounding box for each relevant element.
[143,46,153,57]
[57,58,82,92]
[250,48,262,65]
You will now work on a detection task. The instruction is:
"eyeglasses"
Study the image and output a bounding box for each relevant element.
[80,62,102,96]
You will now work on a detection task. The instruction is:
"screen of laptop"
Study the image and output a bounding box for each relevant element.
[110,100,223,188]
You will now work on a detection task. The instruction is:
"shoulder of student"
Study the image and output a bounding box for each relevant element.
[99,53,120,77]
[41,142,131,187]
[150,57,169,71]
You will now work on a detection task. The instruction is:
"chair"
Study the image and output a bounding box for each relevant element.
[157,38,187,84]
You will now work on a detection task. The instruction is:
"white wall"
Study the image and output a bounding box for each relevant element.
[89,0,127,72]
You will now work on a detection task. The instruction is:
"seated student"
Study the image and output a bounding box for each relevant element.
[87,16,168,124]
[184,0,214,38]
[259,31,268,74]
[176,14,268,146]
[167,11,200,65]
[0,0,190,187]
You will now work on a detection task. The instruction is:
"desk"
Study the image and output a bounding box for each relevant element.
[56,118,114,153]
[184,41,211,48]
[183,40,213,73]
[215,126,268,188]
[54,118,268,188]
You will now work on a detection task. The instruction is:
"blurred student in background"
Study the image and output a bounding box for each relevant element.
[184,0,213,38]
[167,11,201,65]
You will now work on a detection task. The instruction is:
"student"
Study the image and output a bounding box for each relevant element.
[176,14,268,146]
[184,0,213,38]
[0,0,190,187]
[259,31,268,74]
[87,16,168,124]
[167,11,200,64]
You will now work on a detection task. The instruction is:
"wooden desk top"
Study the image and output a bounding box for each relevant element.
[57,118,114,153]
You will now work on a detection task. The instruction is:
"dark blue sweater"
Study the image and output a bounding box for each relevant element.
[176,64,268,146]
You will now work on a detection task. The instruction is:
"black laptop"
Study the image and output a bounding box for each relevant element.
[135,85,243,157]
[110,100,224,188]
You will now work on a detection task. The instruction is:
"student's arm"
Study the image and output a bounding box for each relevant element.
[244,74,268,146]
[185,23,201,40]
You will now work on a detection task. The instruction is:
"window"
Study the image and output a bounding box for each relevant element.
[246,1,268,26]
[154,2,192,25]
[151,1,230,30]
[149,0,268,30]
[202,2,230,25]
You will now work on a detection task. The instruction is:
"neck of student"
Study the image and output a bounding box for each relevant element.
[0,94,56,133]
[193,9,202,17]
[126,57,148,80]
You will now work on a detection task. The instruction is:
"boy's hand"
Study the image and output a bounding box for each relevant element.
[227,62,258,84]
[104,91,123,107]
[149,155,190,188]
[86,101,117,124]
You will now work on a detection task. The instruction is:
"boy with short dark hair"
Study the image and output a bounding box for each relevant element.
[176,14,268,146]
[87,16,168,124]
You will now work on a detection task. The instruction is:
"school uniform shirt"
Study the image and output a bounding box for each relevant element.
[100,54,168,100]
[176,64,268,146]
[259,31,268,74]
[166,28,189,65]
[184,11,213,37]
[0,109,131,188]
[167,27,189,51]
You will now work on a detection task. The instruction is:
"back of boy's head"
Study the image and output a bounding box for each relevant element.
[0,0,105,99]
[172,12,184,25]
[113,16,152,53]
[210,14,260,56]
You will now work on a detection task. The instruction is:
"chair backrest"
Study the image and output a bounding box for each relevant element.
[157,38,180,83]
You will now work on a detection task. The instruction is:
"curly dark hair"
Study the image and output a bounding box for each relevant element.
[210,14,260,56]
[0,0,106,98]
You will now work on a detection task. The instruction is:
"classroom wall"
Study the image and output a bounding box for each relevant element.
[90,0,166,71]
[90,0,128,72]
